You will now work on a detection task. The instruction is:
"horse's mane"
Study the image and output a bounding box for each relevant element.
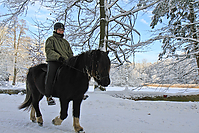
[64,50,91,67]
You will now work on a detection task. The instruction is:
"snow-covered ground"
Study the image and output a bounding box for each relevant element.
[0,83,199,133]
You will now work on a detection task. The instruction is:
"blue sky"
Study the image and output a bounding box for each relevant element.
[0,1,162,63]
[133,11,162,63]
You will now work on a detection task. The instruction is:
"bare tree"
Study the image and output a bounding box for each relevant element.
[27,19,46,66]
[0,0,160,65]
[9,18,29,85]
[0,26,11,82]
[0,26,9,46]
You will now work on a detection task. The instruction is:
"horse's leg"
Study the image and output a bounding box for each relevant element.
[73,97,84,132]
[52,98,69,125]
[30,106,36,122]
[32,94,44,126]
[32,101,43,126]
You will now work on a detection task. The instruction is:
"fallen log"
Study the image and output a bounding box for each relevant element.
[143,84,199,88]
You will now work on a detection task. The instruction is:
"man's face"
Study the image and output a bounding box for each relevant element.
[57,28,64,34]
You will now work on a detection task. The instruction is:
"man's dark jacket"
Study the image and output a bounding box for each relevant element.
[45,32,73,62]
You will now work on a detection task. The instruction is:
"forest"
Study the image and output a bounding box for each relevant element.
[0,0,199,86]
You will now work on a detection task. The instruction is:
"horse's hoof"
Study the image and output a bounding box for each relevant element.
[52,119,55,124]
[38,122,43,126]
[32,120,36,123]
[75,127,84,133]
[77,130,85,133]
[36,116,43,126]
[52,116,63,125]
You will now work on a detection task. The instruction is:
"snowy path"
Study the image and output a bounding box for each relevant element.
[0,92,199,133]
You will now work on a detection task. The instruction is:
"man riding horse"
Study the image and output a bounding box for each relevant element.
[45,22,73,105]
[19,22,111,133]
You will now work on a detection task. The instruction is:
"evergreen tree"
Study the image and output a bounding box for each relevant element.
[150,0,199,71]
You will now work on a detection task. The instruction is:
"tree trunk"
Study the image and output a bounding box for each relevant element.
[12,25,22,85]
[99,0,108,51]
[12,26,17,85]
[12,60,17,85]
[97,0,108,91]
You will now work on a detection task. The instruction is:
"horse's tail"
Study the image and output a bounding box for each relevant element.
[18,70,32,111]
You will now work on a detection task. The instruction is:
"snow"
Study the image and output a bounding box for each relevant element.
[0,81,25,90]
[0,84,199,133]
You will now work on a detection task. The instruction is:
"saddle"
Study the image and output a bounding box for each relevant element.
[41,64,63,88]
[41,65,62,76]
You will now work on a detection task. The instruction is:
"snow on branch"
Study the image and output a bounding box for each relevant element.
[0,0,29,23]
[107,0,119,9]
[0,0,162,65]
[108,33,131,41]
[150,35,199,43]
[109,0,161,22]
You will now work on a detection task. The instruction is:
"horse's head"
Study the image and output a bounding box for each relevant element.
[90,50,111,87]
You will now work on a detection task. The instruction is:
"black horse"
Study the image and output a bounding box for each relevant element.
[19,50,111,132]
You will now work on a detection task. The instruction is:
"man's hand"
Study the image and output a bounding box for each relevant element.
[58,57,66,63]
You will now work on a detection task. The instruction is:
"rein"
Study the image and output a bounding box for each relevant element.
[57,51,109,81]
[59,55,92,79]
[64,63,91,77]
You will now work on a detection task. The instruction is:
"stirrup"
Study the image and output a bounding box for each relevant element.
[47,96,56,105]
[83,95,89,100]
